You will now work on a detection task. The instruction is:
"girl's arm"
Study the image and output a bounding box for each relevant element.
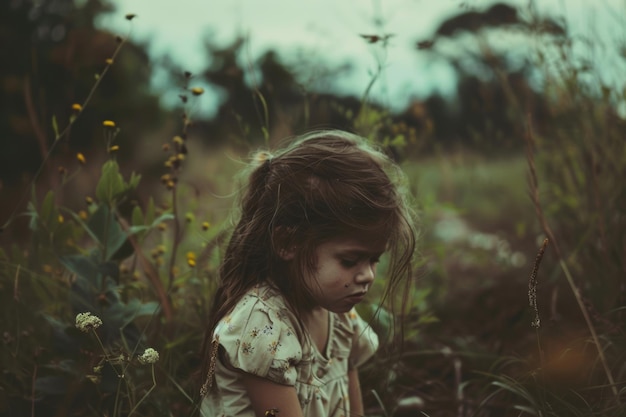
[348,368,365,416]
[242,372,305,417]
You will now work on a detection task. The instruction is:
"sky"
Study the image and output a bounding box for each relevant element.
[97,0,626,115]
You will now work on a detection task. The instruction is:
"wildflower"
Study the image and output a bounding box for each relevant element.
[176,153,185,161]
[76,153,86,165]
[191,87,204,96]
[185,213,194,223]
[72,103,82,112]
[173,136,184,146]
[202,221,210,231]
[138,347,159,364]
[78,210,88,220]
[58,214,64,223]
[166,180,175,190]
[102,120,116,128]
[105,58,114,65]
[85,196,93,205]
[109,145,120,153]
[75,312,103,332]
[186,251,196,267]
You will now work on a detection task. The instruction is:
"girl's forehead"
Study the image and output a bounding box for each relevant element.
[321,232,388,254]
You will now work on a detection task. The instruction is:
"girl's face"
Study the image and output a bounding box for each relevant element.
[302,233,387,313]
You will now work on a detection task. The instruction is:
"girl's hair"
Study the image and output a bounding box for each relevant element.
[199,129,417,385]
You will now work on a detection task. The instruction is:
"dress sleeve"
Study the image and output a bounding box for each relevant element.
[347,308,379,369]
[214,296,302,385]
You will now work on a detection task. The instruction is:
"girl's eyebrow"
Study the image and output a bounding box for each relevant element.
[335,248,385,257]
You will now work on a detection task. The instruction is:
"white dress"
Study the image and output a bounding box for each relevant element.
[201,283,379,417]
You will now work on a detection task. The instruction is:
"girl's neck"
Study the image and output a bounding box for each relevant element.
[302,307,330,355]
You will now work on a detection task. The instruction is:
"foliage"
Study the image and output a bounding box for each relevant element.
[1,1,625,417]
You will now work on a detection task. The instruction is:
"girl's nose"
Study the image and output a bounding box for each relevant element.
[355,263,375,285]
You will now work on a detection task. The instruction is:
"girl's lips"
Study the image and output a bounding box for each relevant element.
[345,293,366,303]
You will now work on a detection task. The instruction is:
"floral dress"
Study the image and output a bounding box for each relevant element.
[200,284,379,417]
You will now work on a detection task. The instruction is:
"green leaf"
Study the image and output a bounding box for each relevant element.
[40,190,56,228]
[35,376,68,395]
[59,255,99,281]
[96,160,125,204]
[52,115,60,140]
[86,205,127,260]
[131,204,144,227]
[145,197,156,225]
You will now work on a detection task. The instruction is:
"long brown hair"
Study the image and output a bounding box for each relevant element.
[199,130,417,389]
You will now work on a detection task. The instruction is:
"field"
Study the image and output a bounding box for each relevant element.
[1,1,625,416]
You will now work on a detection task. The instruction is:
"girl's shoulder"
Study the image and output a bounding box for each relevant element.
[215,283,299,337]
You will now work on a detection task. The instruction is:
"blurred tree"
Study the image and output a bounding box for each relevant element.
[0,0,167,236]
[414,2,563,152]
[0,0,164,247]
[184,38,364,147]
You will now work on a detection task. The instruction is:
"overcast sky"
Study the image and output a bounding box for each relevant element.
[98,0,625,114]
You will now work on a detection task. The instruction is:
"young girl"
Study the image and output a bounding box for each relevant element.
[199,130,416,417]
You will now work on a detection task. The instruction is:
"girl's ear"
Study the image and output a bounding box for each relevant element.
[278,246,296,261]
[274,225,297,261]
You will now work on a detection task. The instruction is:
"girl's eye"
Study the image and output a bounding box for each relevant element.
[340,259,358,268]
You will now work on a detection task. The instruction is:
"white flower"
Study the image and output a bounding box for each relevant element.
[75,312,103,332]
[138,348,159,364]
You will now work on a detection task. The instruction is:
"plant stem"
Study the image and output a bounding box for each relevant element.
[524,113,618,400]
[128,364,157,416]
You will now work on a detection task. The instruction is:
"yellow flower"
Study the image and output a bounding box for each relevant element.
[186,251,196,260]
[102,120,116,128]
[78,210,88,220]
[72,103,82,112]
[187,258,196,268]
[105,58,114,65]
[85,196,93,205]
[173,136,184,146]
[202,221,210,231]
[76,153,86,165]
[109,145,120,153]
[191,87,205,96]
[58,214,64,223]
[166,180,175,190]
